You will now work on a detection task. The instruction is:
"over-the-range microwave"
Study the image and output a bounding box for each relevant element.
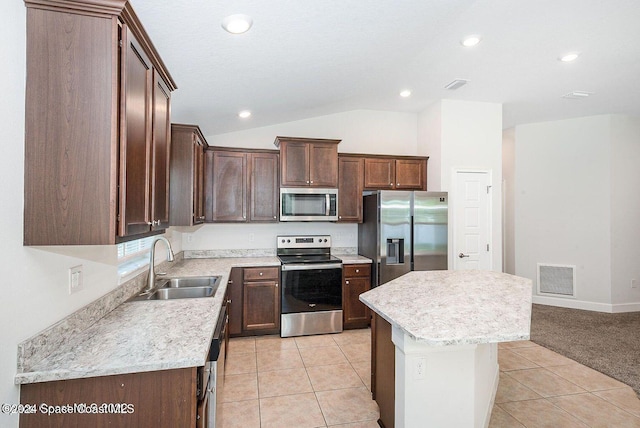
[280,188,338,221]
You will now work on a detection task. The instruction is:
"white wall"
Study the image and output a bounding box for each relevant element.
[502,128,516,274]
[417,102,442,190]
[609,116,640,307]
[514,116,614,309]
[418,100,504,272]
[207,109,418,155]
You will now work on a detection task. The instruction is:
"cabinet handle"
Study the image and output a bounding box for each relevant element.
[227,299,232,304]
[228,280,233,284]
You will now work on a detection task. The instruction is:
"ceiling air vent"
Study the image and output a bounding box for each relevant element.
[562,91,593,99]
[537,263,576,297]
[444,79,469,90]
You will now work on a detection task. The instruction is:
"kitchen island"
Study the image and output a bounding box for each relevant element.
[360,270,532,428]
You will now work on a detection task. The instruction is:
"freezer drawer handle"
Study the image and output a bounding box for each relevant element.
[458,252,470,258]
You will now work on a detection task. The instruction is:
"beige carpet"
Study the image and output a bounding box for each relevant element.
[530,304,640,395]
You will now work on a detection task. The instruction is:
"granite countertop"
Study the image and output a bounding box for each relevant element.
[15,257,280,385]
[359,270,532,346]
[335,254,372,264]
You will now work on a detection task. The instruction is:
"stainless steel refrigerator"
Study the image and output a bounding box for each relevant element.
[358,191,448,287]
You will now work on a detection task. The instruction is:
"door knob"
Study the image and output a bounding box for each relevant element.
[458,252,470,258]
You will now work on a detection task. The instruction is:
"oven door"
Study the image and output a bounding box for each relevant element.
[281,263,342,313]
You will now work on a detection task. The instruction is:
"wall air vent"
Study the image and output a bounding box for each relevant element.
[444,79,469,90]
[537,263,576,297]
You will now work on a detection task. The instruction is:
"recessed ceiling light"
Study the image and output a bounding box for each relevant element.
[400,90,411,98]
[222,14,253,34]
[559,52,580,62]
[238,110,251,118]
[461,35,481,47]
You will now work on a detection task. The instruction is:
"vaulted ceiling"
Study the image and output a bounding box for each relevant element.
[132,0,640,136]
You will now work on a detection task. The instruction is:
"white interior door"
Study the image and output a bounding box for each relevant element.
[453,171,491,270]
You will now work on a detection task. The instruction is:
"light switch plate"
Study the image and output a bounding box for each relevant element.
[69,265,83,294]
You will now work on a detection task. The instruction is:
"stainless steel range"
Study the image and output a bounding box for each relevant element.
[278,235,343,337]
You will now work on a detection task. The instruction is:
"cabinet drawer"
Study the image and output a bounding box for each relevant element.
[343,264,371,278]
[244,266,280,281]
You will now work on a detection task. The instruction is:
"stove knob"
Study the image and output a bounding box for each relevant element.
[281,239,285,243]
[324,239,328,242]
[287,239,291,243]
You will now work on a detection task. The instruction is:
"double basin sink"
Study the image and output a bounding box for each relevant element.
[130,276,222,301]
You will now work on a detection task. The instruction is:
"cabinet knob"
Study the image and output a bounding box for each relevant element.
[346,280,350,285]
[306,180,310,184]
[227,299,232,304]
[310,180,313,184]
[273,216,277,219]
[259,272,263,276]
[355,269,359,273]
[275,283,278,287]
[228,280,233,284]
[339,216,342,219]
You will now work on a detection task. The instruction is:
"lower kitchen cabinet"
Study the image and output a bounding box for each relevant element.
[343,264,371,329]
[229,266,281,336]
[20,368,197,427]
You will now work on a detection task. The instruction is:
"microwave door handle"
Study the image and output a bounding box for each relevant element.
[326,194,330,216]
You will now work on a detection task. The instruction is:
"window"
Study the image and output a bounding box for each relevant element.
[117,236,155,281]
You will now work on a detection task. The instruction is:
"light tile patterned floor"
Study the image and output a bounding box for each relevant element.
[219,329,640,427]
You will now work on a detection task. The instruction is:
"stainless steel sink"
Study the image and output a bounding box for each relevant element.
[147,286,215,300]
[129,275,221,301]
[158,276,221,289]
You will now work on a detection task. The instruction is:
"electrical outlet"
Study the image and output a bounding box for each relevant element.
[415,358,427,380]
[69,265,83,294]
[632,279,637,289]
[186,234,193,243]
[248,233,255,243]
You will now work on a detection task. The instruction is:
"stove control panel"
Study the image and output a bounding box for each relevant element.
[277,235,331,249]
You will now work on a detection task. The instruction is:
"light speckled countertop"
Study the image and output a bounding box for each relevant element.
[15,257,280,384]
[360,270,532,346]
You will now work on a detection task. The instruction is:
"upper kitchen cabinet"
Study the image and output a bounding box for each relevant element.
[274,136,340,188]
[363,156,428,191]
[23,0,177,245]
[169,124,208,226]
[337,155,364,222]
[204,148,279,223]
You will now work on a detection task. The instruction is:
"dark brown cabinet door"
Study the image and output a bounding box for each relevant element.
[243,281,279,331]
[242,267,280,333]
[228,267,243,336]
[151,70,171,230]
[280,141,310,186]
[207,151,247,222]
[193,137,205,224]
[395,159,426,190]
[364,158,395,190]
[338,156,364,222]
[343,264,371,329]
[169,124,207,226]
[249,152,279,221]
[309,143,338,187]
[119,32,153,237]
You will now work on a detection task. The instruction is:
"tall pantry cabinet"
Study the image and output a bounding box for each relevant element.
[23,0,177,245]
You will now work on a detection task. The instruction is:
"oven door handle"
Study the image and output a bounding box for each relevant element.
[281,263,342,271]
[326,194,330,216]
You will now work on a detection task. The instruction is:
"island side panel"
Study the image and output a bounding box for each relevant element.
[20,367,197,428]
[373,313,395,428]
